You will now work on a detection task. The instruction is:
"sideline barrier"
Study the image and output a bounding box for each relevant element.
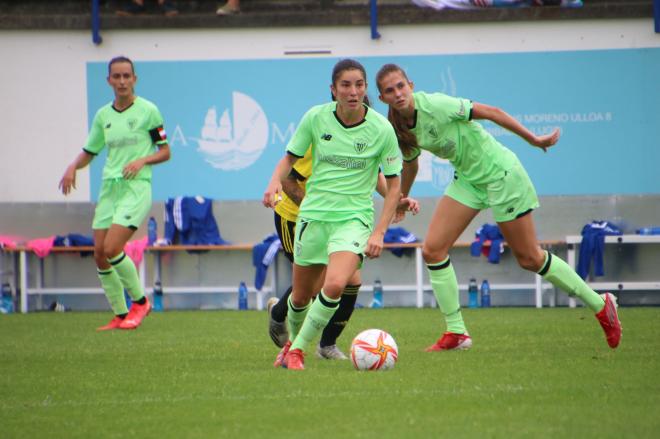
[565,234,660,308]
[15,244,273,314]
[12,240,563,313]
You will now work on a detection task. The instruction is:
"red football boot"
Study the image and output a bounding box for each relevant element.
[425,332,473,352]
[96,316,124,331]
[274,340,291,368]
[119,298,152,330]
[595,293,622,348]
[283,348,305,370]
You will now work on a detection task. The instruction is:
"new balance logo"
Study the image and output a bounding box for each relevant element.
[321,134,332,141]
[105,123,111,129]
[506,207,515,214]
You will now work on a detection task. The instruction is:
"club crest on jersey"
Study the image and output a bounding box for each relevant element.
[428,127,438,138]
[353,138,368,154]
[127,118,138,130]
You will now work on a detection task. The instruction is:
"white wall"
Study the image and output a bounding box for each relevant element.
[1,19,658,202]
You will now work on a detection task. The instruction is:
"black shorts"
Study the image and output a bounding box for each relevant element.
[274,212,296,263]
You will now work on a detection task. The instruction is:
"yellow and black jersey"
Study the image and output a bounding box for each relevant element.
[274,147,312,222]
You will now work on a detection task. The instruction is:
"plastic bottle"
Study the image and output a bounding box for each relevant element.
[48,301,69,312]
[147,217,157,246]
[371,279,383,308]
[238,281,248,310]
[1,282,13,314]
[468,278,479,308]
[480,279,491,308]
[153,280,163,312]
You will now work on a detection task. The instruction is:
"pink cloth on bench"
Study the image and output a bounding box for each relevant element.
[26,236,56,258]
[125,236,148,266]
[0,235,18,250]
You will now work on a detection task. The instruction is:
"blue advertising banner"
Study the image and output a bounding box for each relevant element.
[87,48,660,200]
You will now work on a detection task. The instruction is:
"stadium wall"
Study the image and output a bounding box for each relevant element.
[1,19,659,203]
[1,19,659,309]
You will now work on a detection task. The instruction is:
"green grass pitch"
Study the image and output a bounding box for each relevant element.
[1,307,659,438]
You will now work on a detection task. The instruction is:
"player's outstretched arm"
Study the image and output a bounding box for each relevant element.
[471,102,560,152]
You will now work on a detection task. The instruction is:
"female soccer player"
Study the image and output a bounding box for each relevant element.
[263,59,403,370]
[268,146,419,359]
[59,56,171,331]
[375,63,621,351]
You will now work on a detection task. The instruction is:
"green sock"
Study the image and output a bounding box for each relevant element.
[97,268,128,315]
[427,257,467,334]
[290,290,340,352]
[320,284,360,347]
[109,252,145,301]
[287,295,310,342]
[538,251,605,312]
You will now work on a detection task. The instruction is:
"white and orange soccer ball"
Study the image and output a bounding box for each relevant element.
[350,329,398,371]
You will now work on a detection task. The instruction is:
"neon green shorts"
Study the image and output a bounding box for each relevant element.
[92,179,152,230]
[293,218,371,266]
[445,160,539,223]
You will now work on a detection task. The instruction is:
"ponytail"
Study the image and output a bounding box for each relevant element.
[388,106,418,157]
[376,63,418,157]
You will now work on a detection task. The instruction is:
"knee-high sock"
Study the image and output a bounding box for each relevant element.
[291,290,340,352]
[427,257,467,334]
[97,267,128,315]
[109,252,145,301]
[320,284,360,347]
[538,251,605,312]
[271,286,293,323]
[287,294,310,342]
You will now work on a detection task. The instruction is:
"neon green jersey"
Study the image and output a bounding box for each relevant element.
[286,102,402,225]
[406,92,516,185]
[84,96,167,181]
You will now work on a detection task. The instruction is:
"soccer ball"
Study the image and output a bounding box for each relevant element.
[350,329,398,371]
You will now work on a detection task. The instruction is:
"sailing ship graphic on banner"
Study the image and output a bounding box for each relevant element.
[196,91,269,171]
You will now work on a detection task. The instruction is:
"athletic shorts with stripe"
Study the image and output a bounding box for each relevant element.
[293,217,370,267]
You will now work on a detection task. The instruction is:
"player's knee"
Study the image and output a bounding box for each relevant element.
[322,281,344,299]
[103,245,123,261]
[516,251,544,272]
[93,249,107,267]
[422,245,449,264]
[290,295,310,309]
